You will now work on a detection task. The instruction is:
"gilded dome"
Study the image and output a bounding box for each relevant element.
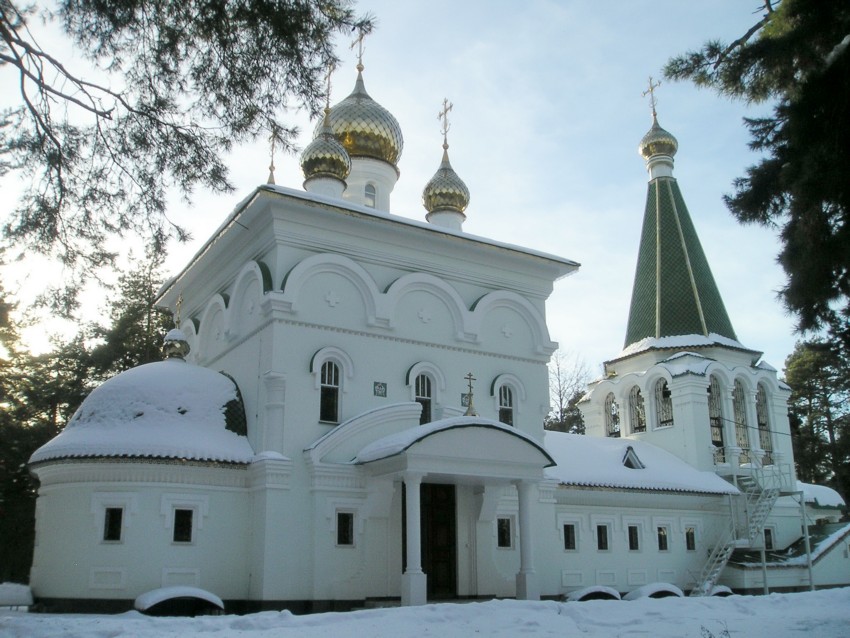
[301,109,351,182]
[318,67,403,167]
[639,115,678,159]
[422,145,470,214]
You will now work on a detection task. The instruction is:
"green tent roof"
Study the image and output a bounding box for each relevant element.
[624,176,737,349]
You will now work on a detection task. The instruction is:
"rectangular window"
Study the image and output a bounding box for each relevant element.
[628,525,640,551]
[685,526,696,551]
[657,526,669,551]
[596,524,609,551]
[497,517,512,548]
[337,511,354,546]
[563,523,577,551]
[764,528,774,551]
[103,507,123,542]
[320,361,340,423]
[173,508,194,543]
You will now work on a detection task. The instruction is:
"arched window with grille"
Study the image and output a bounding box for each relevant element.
[708,375,726,463]
[756,383,774,465]
[732,379,751,464]
[654,379,674,428]
[415,374,433,425]
[498,385,514,426]
[364,183,377,208]
[605,392,620,437]
[320,361,340,423]
[628,385,646,433]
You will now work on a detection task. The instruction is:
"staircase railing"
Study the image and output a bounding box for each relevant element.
[689,465,780,596]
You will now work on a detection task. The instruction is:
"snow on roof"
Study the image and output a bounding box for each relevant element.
[798,481,846,508]
[134,586,223,612]
[30,359,254,465]
[0,582,33,606]
[543,431,738,495]
[355,416,551,464]
[615,333,756,360]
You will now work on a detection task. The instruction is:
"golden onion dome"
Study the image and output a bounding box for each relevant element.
[422,144,470,214]
[639,115,678,159]
[301,109,351,181]
[318,66,403,167]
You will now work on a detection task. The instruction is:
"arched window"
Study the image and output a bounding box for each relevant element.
[320,361,340,423]
[498,385,514,426]
[708,375,725,463]
[654,379,674,428]
[628,386,646,433]
[415,374,433,425]
[604,392,620,437]
[732,380,751,464]
[364,183,376,208]
[756,383,774,465]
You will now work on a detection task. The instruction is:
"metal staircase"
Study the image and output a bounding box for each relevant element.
[688,469,781,596]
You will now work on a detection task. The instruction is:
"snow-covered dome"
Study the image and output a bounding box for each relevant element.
[319,64,403,168]
[30,358,254,465]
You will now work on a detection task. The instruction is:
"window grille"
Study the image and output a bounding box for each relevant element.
[498,385,514,426]
[628,525,640,551]
[563,523,577,551]
[732,380,750,464]
[628,386,646,433]
[654,379,674,428]
[756,384,774,465]
[605,393,620,437]
[415,374,432,425]
[364,184,376,208]
[708,375,726,463]
[685,527,696,551]
[320,361,340,423]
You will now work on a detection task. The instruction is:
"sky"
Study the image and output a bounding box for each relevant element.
[2,586,850,637]
[0,1,799,375]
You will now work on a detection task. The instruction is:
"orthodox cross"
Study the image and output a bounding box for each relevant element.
[438,98,453,146]
[324,63,335,111]
[267,127,276,185]
[642,76,661,117]
[351,26,368,70]
[464,372,478,417]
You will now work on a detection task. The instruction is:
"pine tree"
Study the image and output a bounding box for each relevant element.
[0,0,372,311]
[665,0,850,345]
[784,341,850,501]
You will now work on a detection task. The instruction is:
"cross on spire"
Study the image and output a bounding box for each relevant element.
[351,26,368,71]
[642,76,661,118]
[464,372,478,417]
[324,63,335,111]
[438,98,453,147]
[267,127,277,185]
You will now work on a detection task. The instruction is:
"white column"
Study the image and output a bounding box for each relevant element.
[402,473,427,606]
[515,480,539,600]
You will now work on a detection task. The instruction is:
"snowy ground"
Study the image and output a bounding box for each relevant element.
[2,588,850,638]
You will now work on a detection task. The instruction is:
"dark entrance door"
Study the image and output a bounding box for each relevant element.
[402,482,458,600]
[421,483,457,599]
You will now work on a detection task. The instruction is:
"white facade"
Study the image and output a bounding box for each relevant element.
[28,69,849,613]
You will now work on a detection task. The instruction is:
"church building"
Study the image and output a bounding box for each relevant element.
[27,59,849,613]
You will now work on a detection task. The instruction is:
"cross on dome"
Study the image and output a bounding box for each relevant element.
[351,25,369,72]
[438,98,453,148]
[642,76,661,118]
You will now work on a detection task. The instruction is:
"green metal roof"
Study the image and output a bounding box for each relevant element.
[624,177,737,348]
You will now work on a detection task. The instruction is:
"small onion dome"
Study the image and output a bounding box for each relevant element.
[162,328,190,360]
[639,115,678,159]
[301,108,351,181]
[422,144,470,215]
[318,66,403,167]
